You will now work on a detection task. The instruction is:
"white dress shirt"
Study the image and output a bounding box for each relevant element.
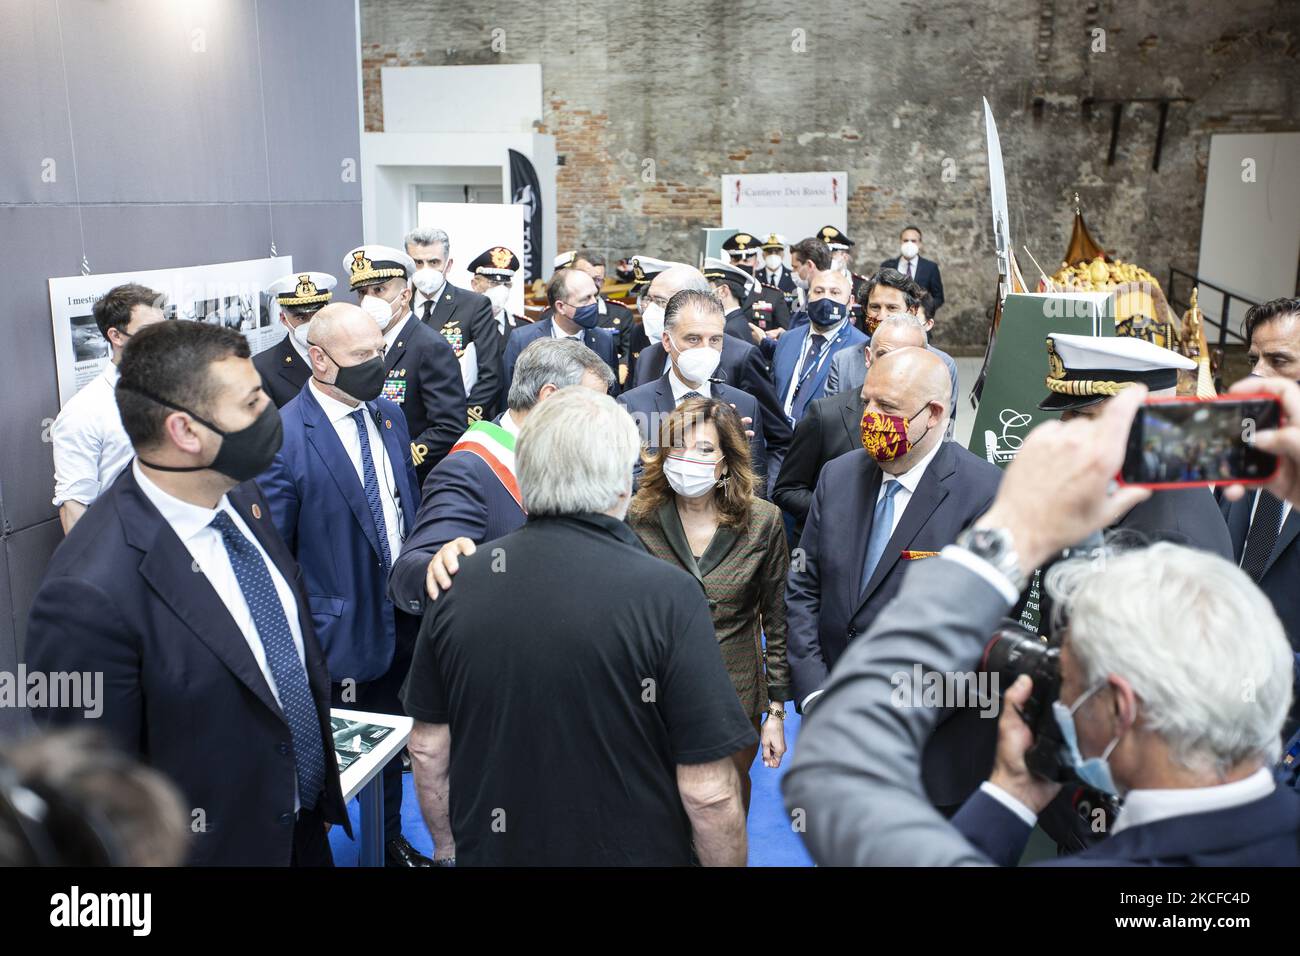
[668,366,712,403]
[550,320,584,342]
[499,408,524,438]
[895,255,919,279]
[51,363,134,507]
[132,462,308,704]
[308,380,405,560]
[874,439,943,539]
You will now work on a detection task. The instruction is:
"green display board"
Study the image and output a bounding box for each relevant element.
[969,291,1115,468]
[968,291,1115,633]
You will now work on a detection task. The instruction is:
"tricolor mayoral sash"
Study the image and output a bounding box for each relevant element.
[449,420,523,510]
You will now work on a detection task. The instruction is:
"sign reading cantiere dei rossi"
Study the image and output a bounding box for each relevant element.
[723,171,848,208]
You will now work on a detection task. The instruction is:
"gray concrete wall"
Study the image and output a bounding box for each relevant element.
[360,0,1299,348]
[0,0,364,734]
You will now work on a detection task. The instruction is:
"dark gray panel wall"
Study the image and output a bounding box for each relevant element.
[0,0,363,672]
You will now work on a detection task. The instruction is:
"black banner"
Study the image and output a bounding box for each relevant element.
[508,149,543,283]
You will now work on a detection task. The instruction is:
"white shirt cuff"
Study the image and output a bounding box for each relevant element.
[801,689,826,711]
[939,545,1020,605]
[979,781,1039,828]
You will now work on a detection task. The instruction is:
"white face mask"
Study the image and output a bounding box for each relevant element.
[793,270,809,290]
[641,301,666,343]
[831,255,851,275]
[764,254,783,272]
[485,284,510,314]
[361,292,397,330]
[663,454,720,499]
[412,266,446,297]
[901,240,920,260]
[290,319,312,350]
[669,337,722,385]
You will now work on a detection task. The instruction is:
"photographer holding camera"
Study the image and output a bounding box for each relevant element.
[783,379,1300,866]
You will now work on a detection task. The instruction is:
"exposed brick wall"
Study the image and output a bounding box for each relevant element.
[360,0,1299,349]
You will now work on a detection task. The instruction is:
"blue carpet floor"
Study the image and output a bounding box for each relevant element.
[328,711,814,866]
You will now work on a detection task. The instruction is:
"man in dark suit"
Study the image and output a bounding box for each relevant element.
[781,317,933,530]
[404,227,503,424]
[881,225,944,317]
[257,303,431,868]
[787,346,1001,808]
[771,269,869,427]
[503,268,620,392]
[343,244,465,485]
[27,321,348,866]
[389,338,615,616]
[255,272,337,408]
[784,382,1300,865]
[756,233,797,306]
[618,290,770,489]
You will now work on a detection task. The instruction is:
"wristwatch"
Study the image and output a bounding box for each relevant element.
[954,526,1027,593]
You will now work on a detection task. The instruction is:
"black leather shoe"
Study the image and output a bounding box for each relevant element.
[385,835,434,867]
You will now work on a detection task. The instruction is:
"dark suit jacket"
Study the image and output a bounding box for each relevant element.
[786,442,1001,805]
[419,282,503,421]
[617,375,768,489]
[880,256,945,315]
[953,785,1300,866]
[1115,487,1232,560]
[25,468,349,866]
[1224,491,1300,652]
[254,336,310,408]
[385,315,466,481]
[633,336,791,476]
[773,389,863,528]
[257,386,420,684]
[772,321,869,424]
[502,318,620,395]
[388,436,526,616]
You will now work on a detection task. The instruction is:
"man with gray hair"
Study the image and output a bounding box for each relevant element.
[389,338,615,615]
[783,382,1300,865]
[402,388,756,865]
[404,226,503,424]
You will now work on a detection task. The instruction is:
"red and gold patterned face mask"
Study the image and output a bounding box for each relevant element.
[860,406,929,462]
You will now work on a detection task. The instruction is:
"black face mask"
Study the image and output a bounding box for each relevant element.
[122,384,284,482]
[312,344,387,403]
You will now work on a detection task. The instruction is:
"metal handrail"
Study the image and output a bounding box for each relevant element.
[1167,266,1257,350]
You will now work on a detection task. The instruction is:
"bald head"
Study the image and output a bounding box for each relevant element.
[863,346,949,468]
[649,264,709,303]
[869,316,928,364]
[306,302,385,399]
[808,269,851,304]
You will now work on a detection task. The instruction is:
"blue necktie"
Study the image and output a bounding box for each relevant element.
[210,511,326,810]
[351,408,393,570]
[861,480,903,595]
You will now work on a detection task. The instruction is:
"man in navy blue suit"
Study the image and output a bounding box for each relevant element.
[771,269,868,427]
[27,321,348,866]
[880,225,944,317]
[389,338,615,616]
[784,382,1300,866]
[618,290,770,490]
[502,268,619,397]
[257,303,431,867]
[787,345,1001,809]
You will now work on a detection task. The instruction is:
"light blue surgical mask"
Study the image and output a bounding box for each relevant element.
[1052,681,1123,795]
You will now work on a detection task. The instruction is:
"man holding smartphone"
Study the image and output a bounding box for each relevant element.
[1036,332,1232,559]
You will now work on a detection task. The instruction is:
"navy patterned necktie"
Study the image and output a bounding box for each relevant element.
[798,333,827,385]
[1241,490,1284,582]
[351,408,393,570]
[210,511,326,809]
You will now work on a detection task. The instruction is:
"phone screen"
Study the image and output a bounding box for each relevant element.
[1121,396,1281,487]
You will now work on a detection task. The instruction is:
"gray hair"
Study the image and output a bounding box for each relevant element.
[1047,542,1294,775]
[507,338,615,412]
[664,288,723,332]
[516,387,641,517]
[876,311,928,338]
[403,227,449,258]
